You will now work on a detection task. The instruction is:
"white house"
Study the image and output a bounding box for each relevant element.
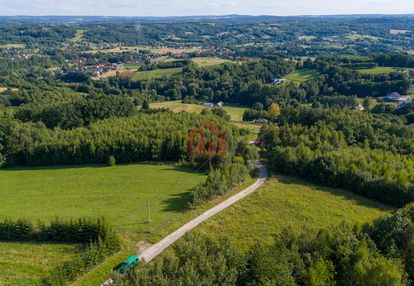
[216,101,224,107]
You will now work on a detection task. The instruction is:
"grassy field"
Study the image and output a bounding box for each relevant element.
[0,242,79,285]
[149,101,247,122]
[191,57,230,67]
[70,29,85,42]
[123,63,142,70]
[285,68,321,83]
[132,68,183,80]
[73,177,256,286]
[0,164,206,241]
[0,163,208,284]
[357,67,396,74]
[86,46,200,55]
[196,175,391,251]
[150,101,204,113]
[0,44,25,49]
[357,66,414,75]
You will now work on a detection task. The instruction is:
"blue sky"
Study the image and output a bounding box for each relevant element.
[0,0,413,16]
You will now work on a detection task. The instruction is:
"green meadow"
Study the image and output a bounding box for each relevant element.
[285,68,321,83]
[0,163,207,285]
[149,101,247,122]
[132,68,183,80]
[0,44,25,49]
[196,175,391,251]
[0,242,79,285]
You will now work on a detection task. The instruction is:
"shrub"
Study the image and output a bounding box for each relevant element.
[107,155,116,166]
[189,163,249,206]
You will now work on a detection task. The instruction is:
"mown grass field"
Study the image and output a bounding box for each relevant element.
[0,242,79,286]
[196,175,391,252]
[191,57,230,67]
[70,29,85,42]
[0,163,207,284]
[285,68,321,83]
[149,101,247,122]
[357,67,396,74]
[0,44,25,49]
[0,164,206,241]
[132,67,183,80]
[357,66,414,75]
[123,63,142,70]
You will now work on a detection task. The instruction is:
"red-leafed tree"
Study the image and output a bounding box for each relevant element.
[187,120,228,168]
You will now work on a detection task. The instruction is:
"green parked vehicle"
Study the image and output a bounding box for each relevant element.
[119,255,140,274]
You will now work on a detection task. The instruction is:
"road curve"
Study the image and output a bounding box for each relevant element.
[139,161,268,262]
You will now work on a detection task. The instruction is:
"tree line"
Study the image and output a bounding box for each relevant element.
[0,110,238,167]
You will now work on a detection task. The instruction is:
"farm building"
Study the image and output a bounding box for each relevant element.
[216,101,224,107]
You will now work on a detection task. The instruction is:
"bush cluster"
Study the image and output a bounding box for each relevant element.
[189,163,249,206]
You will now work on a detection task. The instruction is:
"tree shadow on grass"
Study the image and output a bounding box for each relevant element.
[162,191,192,213]
[159,166,207,176]
[275,174,393,212]
[1,164,107,172]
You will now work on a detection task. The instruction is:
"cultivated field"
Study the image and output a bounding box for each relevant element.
[0,87,18,92]
[132,68,183,80]
[196,175,391,251]
[285,68,321,83]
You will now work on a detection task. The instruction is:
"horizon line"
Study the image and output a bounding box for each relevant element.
[1,13,414,18]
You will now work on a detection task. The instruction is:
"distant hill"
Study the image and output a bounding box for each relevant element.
[1,14,414,24]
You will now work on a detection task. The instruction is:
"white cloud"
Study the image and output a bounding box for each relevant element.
[0,0,412,16]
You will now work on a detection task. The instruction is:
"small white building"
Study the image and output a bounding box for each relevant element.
[203,102,214,108]
[397,96,413,108]
[216,101,224,107]
[273,78,286,85]
[354,104,365,112]
[252,118,269,123]
[386,92,401,101]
